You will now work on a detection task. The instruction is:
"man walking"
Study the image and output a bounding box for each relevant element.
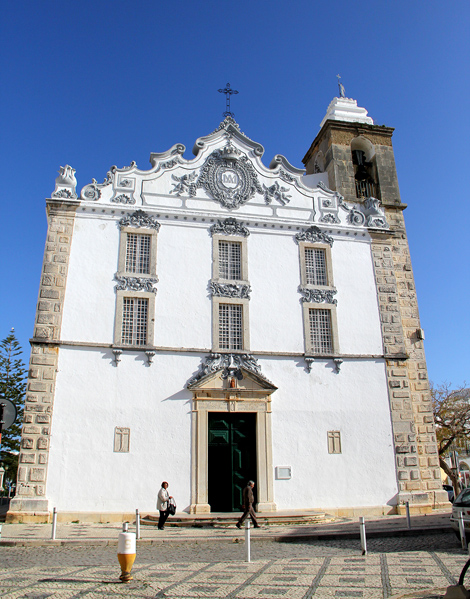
[236,480,260,529]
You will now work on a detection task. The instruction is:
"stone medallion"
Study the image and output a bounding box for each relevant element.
[196,144,263,209]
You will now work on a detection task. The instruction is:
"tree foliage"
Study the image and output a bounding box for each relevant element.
[432,381,470,495]
[0,329,27,487]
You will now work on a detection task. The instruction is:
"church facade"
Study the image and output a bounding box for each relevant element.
[8,97,448,522]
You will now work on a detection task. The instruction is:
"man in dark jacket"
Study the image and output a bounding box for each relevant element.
[236,480,260,528]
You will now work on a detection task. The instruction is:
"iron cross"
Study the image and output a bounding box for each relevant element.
[218,83,239,118]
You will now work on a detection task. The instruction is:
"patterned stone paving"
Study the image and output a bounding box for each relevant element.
[0,537,468,598]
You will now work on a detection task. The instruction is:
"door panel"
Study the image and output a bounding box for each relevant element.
[208,413,257,512]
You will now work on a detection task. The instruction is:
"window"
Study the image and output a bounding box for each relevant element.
[309,308,333,354]
[219,240,242,280]
[219,303,243,350]
[121,297,148,345]
[300,242,333,288]
[305,248,327,286]
[212,234,248,283]
[327,431,341,454]
[126,233,151,274]
[118,226,158,276]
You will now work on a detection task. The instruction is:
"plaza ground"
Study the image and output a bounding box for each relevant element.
[1,510,468,598]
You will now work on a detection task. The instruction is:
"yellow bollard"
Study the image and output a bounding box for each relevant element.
[117,523,136,583]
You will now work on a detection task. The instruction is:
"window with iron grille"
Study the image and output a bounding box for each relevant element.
[121,297,148,345]
[219,303,243,350]
[219,240,242,280]
[305,248,327,286]
[126,233,151,274]
[327,431,341,454]
[309,308,333,354]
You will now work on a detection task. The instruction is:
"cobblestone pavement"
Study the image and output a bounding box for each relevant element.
[0,533,468,598]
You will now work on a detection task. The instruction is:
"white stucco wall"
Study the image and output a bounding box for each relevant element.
[61,216,382,357]
[47,348,397,512]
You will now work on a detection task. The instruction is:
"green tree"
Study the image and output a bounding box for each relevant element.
[432,382,470,497]
[0,329,27,489]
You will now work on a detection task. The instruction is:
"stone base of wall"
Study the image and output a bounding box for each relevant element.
[395,490,450,515]
[6,512,51,524]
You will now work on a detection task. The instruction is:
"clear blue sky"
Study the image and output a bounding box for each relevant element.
[1,1,468,386]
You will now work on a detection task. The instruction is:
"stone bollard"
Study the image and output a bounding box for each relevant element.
[117,523,136,583]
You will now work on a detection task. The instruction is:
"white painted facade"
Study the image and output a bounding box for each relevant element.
[40,110,402,516]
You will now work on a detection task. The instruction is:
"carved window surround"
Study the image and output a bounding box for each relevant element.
[117,226,159,279]
[212,297,250,352]
[302,303,340,357]
[114,289,156,347]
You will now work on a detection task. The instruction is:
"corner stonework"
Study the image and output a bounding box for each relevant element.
[7,199,79,523]
[371,210,448,513]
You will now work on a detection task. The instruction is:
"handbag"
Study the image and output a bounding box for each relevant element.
[167,497,176,516]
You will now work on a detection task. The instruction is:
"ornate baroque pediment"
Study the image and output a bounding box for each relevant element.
[188,353,275,389]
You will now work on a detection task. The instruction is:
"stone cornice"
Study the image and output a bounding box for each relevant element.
[45,198,80,215]
[303,120,395,166]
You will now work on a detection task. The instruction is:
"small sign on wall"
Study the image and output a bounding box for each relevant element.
[275,466,292,480]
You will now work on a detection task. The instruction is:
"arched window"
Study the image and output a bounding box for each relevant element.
[351,137,378,199]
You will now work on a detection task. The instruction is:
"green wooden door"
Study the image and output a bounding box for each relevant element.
[208,413,257,512]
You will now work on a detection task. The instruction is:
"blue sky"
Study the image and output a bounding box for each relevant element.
[1,1,468,386]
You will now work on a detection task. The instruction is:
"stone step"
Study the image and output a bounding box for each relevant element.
[141,511,329,527]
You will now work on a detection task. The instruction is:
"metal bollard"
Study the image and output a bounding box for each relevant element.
[51,507,57,540]
[405,501,411,529]
[459,512,467,550]
[359,516,367,556]
[136,509,140,540]
[245,520,251,563]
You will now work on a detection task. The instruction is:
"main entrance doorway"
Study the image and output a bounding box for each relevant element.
[208,412,257,512]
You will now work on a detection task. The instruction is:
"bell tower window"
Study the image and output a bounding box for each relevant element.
[352,149,377,199]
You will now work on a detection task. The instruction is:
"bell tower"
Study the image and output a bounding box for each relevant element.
[302,96,448,513]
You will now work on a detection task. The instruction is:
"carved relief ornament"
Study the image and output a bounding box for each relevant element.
[188,353,267,386]
[210,218,250,237]
[119,210,161,231]
[210,282,251,300]
[195,144,263,210]
[295,226,334,247]
[114,275,159,294]
[298,287,337,305]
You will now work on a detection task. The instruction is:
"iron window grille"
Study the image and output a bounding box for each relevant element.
[126,233,151,274]
[309,308,333,354]
[121,297,148,346]
[219,303,243,350]
[305,248,327,286]
[219,240,242,280]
